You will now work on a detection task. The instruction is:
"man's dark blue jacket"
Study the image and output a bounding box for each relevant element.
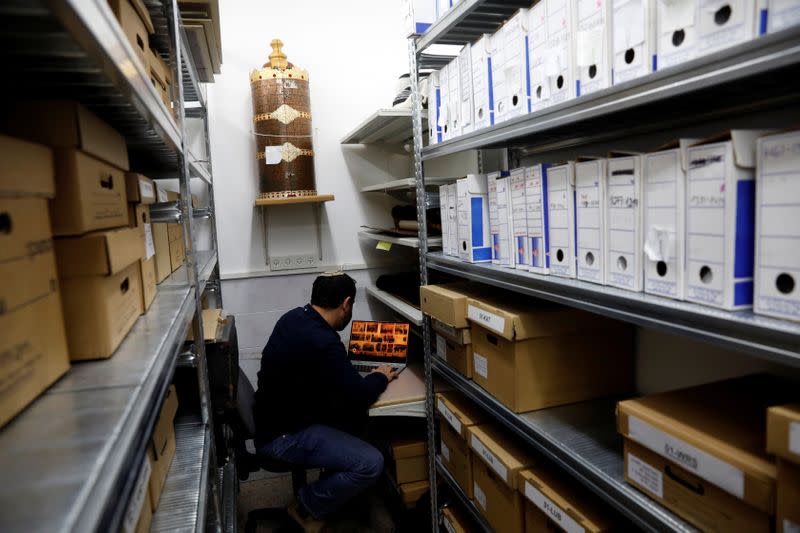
[254,305,388,443]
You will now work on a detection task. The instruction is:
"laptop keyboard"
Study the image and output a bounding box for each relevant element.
[352,363,376,373]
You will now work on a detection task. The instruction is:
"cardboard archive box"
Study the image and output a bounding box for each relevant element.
[617,374,799,515]
[441,505,472,533]
[547,162,577,278]
[56,227,144,360]
[107,0,154,73]
[125,173,156,204]
[767,403,800,464]
[151,184,171,283]
[149,385,178,510]
[431,317,471,345]
[520,465,616,533]
[437,392,487,497]
[468,424,537,533]
[456,174,492,263]
[148,47,174,117]
[488,171,514,267]
[656,0,699,69]
[611,0,656,85]
[420,283,488,329]
[575,157,607,284]
[389,438,428,485]
[467,296,634,413]
[777,460,800,533]
[128,204,157,312]
[0,135,70,429]
[433,333,473,379]
[491,9,531,125]
[606,152,644,292]
[574,0,613,96]
[471,34,494,131]
[399,480,430,508]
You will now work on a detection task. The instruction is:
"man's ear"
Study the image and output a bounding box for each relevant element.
[342,296,353,310]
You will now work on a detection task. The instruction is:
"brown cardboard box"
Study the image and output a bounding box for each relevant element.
[420,283,484,328]
[471,324,634,413]
[519,466,615,533]
[471,454,526,533]
[436,392,487,439]
[186,308,224,342]
[134,492,153,533]
[390,438,428,484]
[169,235,185,272]
[54,227,144,278]
[152,222,171,283]
[778,460,800,533]
[60,261,142,360]
[107,0,152,72]
[440,422,474,498]
[617,374,798,514]
[148,47,173,113]
[2,101,129,170]
[433,334,473,378]
[1,197,54,263]
[51,149,128,235]
[0,134,54,197]
[441,505,471,533]
[167,221,183,243]
[151,385,179,454]
[623,439,769,532]
[399,480,429,508]
[432,317,471,344]
[767,404,800,464]
[125,173,156,204]
[139,258,157,313]
[466,296,581,342]
[148,385,178,509]
[468,424,536,490]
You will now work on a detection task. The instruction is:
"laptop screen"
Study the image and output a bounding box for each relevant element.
[348,321,410,363]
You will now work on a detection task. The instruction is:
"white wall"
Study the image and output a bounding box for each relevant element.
[208,0,413,277]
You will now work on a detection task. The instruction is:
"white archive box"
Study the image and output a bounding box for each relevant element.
[547,162,577,278]
[765,0,800,33]
[492,9,532,124]
[428,70,442,145]
[755,130,800,321]
[457,174,492,263]
[526,164,551,274]
[439,61,451,141]
[544,0,577,107]
[510,169,530,269]
[448,183,459,257]
[528,1,550,111]
[612,0,656,85]
[606,153,644,292]
[472,34,494,131]
[488,171,513,267]
[497,174,516,267]
[436,0,451,20]
[440,184,452,255]
[402,0,435,37]
[574,0,613,96]
[575,158,608,284]
[685,130,771,310]
[643,139,698,300]
[696,0,757,57]
[656,0,699,70]
[457,44,475,136]
[447,55,463,139]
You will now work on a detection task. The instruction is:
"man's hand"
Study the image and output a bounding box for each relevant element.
[371,364,398,382]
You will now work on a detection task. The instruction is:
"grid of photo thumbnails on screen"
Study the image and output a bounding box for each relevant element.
[349,321,410,358]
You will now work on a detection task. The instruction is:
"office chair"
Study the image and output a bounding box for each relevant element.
[233,370,309,533]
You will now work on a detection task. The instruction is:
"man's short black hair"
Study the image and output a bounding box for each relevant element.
[311,272,357,309]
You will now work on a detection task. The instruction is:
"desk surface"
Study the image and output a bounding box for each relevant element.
[371,365,426,409]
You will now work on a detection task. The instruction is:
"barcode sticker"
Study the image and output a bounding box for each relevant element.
[471,434,508,482]
[628,415,744,499]
[139,180,155,200]
[144,223,155,259]
[441,442,451,462]
[627,452,663,499]
[524,481,585,533]
[473,352,488,378]
[436,334,447,359]
[790,421,800,456]
[467,304,506,334]
[437,399,462,434]
[473,482,487,509]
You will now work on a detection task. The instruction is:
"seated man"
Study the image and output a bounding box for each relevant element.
[254,272,398,531]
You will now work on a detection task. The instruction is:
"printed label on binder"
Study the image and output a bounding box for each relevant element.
[524,481,585,533]
[437,399,462,434]
[467,304,505,334]
[627,452,663,498]
[471,434,508,481]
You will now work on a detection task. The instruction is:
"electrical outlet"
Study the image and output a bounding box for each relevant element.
[269,254,319,271]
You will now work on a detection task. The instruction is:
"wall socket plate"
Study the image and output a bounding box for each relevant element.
[269,254,319,271]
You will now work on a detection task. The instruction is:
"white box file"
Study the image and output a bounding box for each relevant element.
[526,164,551,274]
[428,70,442,145]
[488,171,512,266]
[471,34,495,131]
[574,0,613,96]
[510,168,529,270]
[765,0,800,33]
[458,44,475,136]
[457,174,492,263]
[447,56,462,139]
[439,61,451,142]
[606,153,644,291]
[447,183,459,257]
[656,0,699,70]
[498,175,516,267]
[643,139,697,300]
[440,184,451,255]
[696,0,757,57]
[544,0,577,107]
[755,130,800,321]
[612,0,656,85]
[528,1,550,111]
[436,0,451,20]
[402,0,436,37]
[492,9,532,124]
[685,130,770,310]
[547,162,577,278]
[575,158,608,284]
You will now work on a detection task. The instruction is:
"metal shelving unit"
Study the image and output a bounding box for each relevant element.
[0,1,227,531]
[341,108,427,144]
[436,459,493,532]
[359,229,442,250]
[365,285,423,326]
[407,4,800,532]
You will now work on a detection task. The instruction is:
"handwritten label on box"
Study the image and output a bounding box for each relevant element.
[627,452,663,499]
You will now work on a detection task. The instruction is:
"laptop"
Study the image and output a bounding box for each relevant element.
[347,320,410,375]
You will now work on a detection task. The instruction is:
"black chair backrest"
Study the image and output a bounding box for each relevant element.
[236,370,257,440]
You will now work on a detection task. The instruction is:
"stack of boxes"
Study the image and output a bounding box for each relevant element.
[387,437,431,508]
[126,173,158,312]
[148,385,179,516]
[437,392,486,498]
[0,135,71,428]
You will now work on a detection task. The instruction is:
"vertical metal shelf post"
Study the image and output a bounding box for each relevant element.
[407,36,438,529]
